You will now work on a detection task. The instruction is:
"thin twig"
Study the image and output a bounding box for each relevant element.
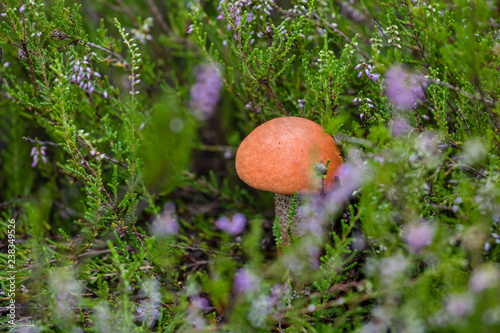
[35,35,53,101]
[171,244,241,257]
[426,78,495,105]
[23,136,60,146]
[446,157,487,178]
[144,0,171,34]
[310,12,370,61]
[86,42,130,69]
[405,1,430,67]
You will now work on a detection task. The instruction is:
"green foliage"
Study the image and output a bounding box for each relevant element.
[2,0,500,332]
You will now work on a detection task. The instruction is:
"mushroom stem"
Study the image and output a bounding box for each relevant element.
[274,193,305,250]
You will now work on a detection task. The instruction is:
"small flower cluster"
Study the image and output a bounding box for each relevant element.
[31,145,47,167]
[216,213,246,235]
[217,0,254,31]
[354,60,380,82]
[151,202,179,236]
[115,18,142,97]
[130,17,153,44]
[469,264,500,293]
[385,66,426,109]
[433,264,500,326]
[213,0,273,43]
[425,3,438,18]
[49,270,81,319]
[276,22,305,39]
[247,284,284,328]
[300,161,365,240]
[484,230,500,252]
[90,149,106,161]
[391,117,413,137]
[217,0,273,23]
[379,254,408,285]
[68,54,107,97]
[317,49,337,67]
[136,278,161,327]
[187,295,209,329]
[384,25,402,49]
[284,4,308,19]
[234,268,260,293]
[353,97,374,108]
[403,222,435,252]
[189,64,222,120]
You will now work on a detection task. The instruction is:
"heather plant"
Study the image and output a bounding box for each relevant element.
[1,0,500,332]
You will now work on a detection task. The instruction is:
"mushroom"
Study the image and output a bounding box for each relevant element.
[235,117,343,250]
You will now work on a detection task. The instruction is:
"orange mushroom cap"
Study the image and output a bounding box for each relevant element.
[235,117,343,195]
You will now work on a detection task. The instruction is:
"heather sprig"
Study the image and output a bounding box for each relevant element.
[303,33,355,122]
[114,18,142,99]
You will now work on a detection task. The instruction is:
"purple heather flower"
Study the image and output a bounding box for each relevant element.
[355,60,379,81]
[234,268,260,293]
[187,25,193,34]
[415,132,438,156]
[373,155,384,164]
[190,64,222,120]
[300,161,364,237]
[380,254,408,285]
[460,139,487,165]
[31,146,47,167]
[404,223,435,252]
[298,99,306,108]
[190,296,209,310]
[151,202,179,235]
[216,213,246,235]
[446,294,474,317]
[330,162,364,203]
[3,61,9,67]
[353,97,375,109]
[70,54,102,95]
[130,17,154,44]
[385,66,426,109]
[307,244,321,269]
[217,0,271,37]
[1,13,6,17]
[391,117,412,137]
[352,232,366,250]
[137,278,161,327]
[469,264,500,293]
[187,296,209,329]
